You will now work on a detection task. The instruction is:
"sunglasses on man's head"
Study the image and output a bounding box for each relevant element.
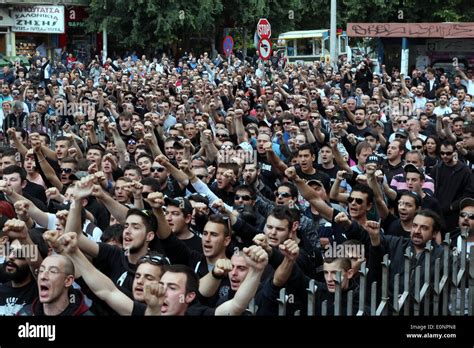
[139,254,170,266]
[348,196,364,205]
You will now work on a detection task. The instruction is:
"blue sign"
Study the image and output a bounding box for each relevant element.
[223,36,234,57]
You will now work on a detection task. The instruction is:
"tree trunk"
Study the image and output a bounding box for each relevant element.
[243,27,247,60]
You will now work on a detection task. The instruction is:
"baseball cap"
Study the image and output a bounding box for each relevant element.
[364,130,379,140]
[404,163,425,180]
[366,155,381,165]
[236,141,254,153]
[307,178,331,195]
[395,129,408,138]
[164,196,193,215]
[459,197,474,210]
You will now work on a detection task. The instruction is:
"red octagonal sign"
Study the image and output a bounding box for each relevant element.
[257,18,271,39]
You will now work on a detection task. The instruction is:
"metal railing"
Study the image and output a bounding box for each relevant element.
[270,231,474,316]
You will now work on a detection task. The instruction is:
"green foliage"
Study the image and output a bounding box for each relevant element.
[84,0,474,52]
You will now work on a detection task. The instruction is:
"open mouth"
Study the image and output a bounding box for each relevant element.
[203,245,212,253]
[5,263,16,272]
[39,284,50,297]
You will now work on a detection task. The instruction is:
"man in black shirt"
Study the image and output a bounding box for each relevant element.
[164,196,203,254]
[0,239,37,315]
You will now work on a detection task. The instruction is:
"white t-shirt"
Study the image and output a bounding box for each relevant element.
[44,213,103,242]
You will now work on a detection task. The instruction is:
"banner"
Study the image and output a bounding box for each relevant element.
[12,5,65,34]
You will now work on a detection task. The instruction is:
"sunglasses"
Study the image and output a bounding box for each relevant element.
[400,120,408,124]
[440,151,453,156]
[196,174,206,180]
[128,140,137,145]
[395,134,407,139]
[139,254,171,266]
[61,168,73,174]
[459,212,474,220]
[283,121,292,125]
[151,167,165,172]
[276,192,292,198]
[412,145,423,150]
[235,194,252,201]
[347,197,364,205]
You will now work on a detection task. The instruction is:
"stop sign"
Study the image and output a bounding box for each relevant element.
[257,18,271,39]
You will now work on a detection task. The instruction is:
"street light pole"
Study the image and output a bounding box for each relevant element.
[329,0,337,69]
[102,0,107,63]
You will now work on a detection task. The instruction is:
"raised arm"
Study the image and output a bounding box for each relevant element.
[31,134,63,191]
[59,232,134,315]
[199,259,232,298]
[285,167,334,222]
[273,239,299,287]
[67,176,100,257]
[215,245,268,315]
[365,163,389,220]
[0,182,49,228]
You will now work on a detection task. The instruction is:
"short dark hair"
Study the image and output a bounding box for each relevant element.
[123,163,142,176]
[3,165,26,181]
[277,182,298,199]
[462,122,474,136]
[296,143,315,156]
[416,209,443,233]
[163,264,199,295]
[136,153,153,164]
[207,214,230,237]
[234,184,257,199]
[440,139,456,149]
[268,205,294,231]
[126,208,157,234]
[351,184,374,204]
[100,224,123,244]
[87,144,105,155]
[55,135,70,144]
[140,177,161,192]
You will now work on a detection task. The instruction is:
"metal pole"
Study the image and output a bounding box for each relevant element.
[329,0,337,69]
[102,0,108,63]
[400,37,409,75]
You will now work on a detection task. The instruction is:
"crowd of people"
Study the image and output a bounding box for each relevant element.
[0,48,473,317]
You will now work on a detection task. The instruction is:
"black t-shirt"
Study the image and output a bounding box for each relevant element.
[295,165,331,194]
[422,194,443,218]
[383,213,410,238]
[0,280,37,316]
[347,124,371,138]
[181,233,203,255]
[93,243,136,298]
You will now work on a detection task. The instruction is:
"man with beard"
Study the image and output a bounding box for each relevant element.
[433,93,452,117]
[363,210,444,314]
[241,162,275,201]
[0,220,48,315]
[451,198,474,251]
